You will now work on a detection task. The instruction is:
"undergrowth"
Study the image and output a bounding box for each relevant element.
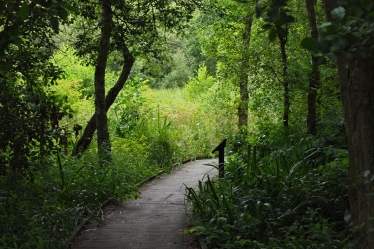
[0,70,237,248]
[186,132,352,248]
[0,149,160,248]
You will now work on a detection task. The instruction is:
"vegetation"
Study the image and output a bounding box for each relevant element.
[1,0,373,248]
[186,130,351,248]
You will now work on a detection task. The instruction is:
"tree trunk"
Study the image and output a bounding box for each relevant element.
[72,47,135,157]
[338,52,374,249]
[277,31,289,127]
[95,0,112,164]
[305,0,320,135]
[324,0,374,247]
[238,15,252,130]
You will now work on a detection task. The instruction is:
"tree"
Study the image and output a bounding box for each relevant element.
[71,0,199,156]
[303,0,374,247]
[72,48,134,156]
[238,11,253,129]
[260,0,295,127]
[95,0,112,164]
[193,0,255,130]
[305,0,321,135]
[0,0,74,180]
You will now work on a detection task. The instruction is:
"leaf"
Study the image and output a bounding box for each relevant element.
[326,23,340,35]
[364,170,371,177]
[301,37,316,51]
[282,14,295,24]
[331,37,346,51]
[347,6,363,18]
[325,34,340,41]
[317,35,330,50]
[346,16,359,26]
[318,22,332,29]
[331,6,345,21]
[19,2,29,21]
[344,210,351,222]
[326,52,338,60]
[316,56,326,65]
[269,28,277,42]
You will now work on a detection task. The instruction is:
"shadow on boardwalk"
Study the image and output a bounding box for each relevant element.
[71,159,218,249]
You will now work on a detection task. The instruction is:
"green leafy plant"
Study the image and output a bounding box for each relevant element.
[186,134,352,248]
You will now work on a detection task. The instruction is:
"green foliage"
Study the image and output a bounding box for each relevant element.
[0,147,161,248]
[111,77,148,139]
[159,49,194,88]
[0,0,354,248]
[186,134,352,248]
[145,108,176,170]
[301,1,374,60]
[259,0,295,42]
[185,65,216,98]
[52,45,96,98]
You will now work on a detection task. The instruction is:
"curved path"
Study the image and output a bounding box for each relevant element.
[72,159,218,249]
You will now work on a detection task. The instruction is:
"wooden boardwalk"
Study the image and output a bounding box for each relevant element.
[71,159,218,249]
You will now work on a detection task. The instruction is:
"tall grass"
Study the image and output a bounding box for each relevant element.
[142,86,237,159]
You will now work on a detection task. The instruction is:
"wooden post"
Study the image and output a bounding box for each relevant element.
[212,139,227,178]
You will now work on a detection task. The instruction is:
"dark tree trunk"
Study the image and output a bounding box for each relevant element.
[338,52,374,249]
[277,31,289,127]
[72,47,134,157]
[39,103,47,156]
[305,0,320,135]
[324,0,374,247]
[95,0,112,164]
[238,15,252,130]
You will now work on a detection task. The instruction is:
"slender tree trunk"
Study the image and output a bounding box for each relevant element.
[39,103,47,156]
[305,0,320,135]
[277,30,289,127]
[324,0,374,247]
[238,15,252,130]
[72,47,135,157]
[95,0,112,164]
